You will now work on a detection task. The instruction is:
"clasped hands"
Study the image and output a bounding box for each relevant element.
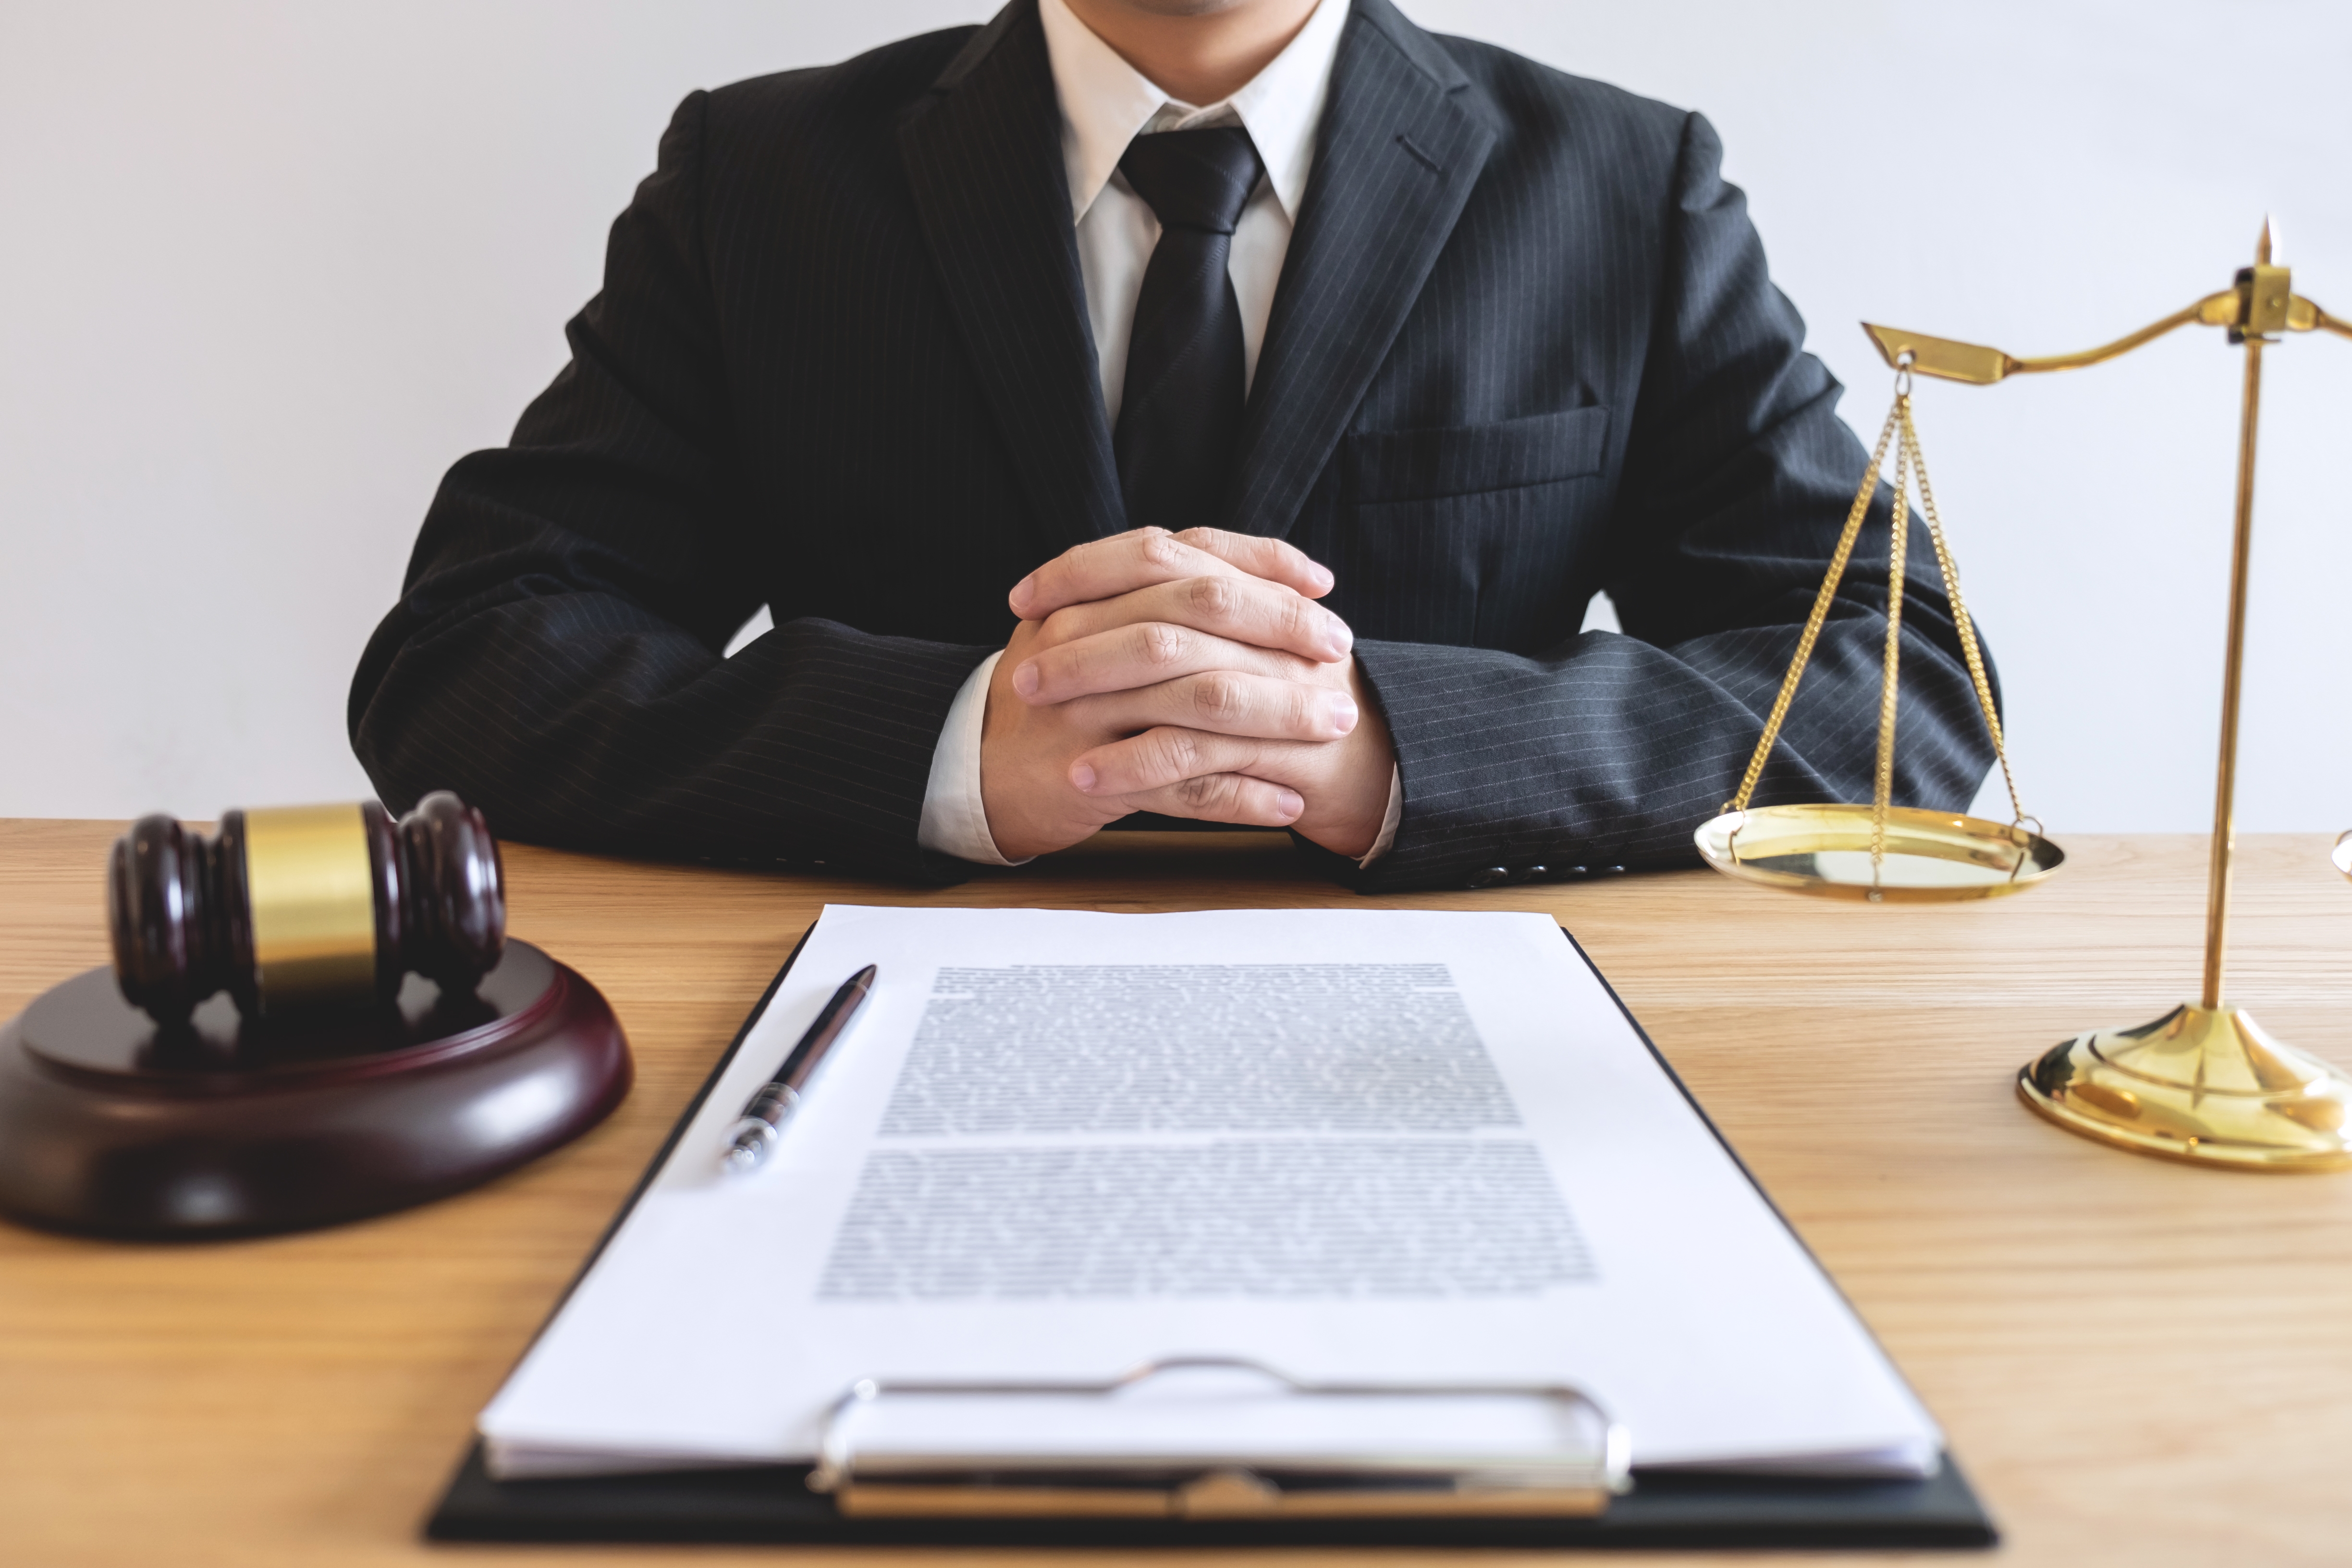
[980,528,1394,863]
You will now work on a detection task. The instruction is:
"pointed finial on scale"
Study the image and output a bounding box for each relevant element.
[2257,214,2278,265]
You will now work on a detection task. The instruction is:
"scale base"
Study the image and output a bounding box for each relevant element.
[2019,1005,2352,1171]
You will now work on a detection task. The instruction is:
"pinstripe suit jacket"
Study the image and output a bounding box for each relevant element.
[348,0,1996,892]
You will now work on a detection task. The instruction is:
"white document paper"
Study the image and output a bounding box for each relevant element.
[479,906,1938,1480]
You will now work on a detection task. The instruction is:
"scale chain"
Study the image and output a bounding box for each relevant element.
[1723,371,2038,866]
[1871,407,1913,873]
[1723,401,1903,816]
[1901,399,2030,829]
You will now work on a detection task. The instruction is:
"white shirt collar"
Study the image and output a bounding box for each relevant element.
[1039,0,1349,227]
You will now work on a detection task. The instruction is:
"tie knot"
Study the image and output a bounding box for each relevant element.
[1118,126,1264,236]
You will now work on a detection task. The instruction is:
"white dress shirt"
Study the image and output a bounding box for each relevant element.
[918,0,1401,867]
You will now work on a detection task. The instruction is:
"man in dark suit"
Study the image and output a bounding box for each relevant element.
[349,0,1995,892]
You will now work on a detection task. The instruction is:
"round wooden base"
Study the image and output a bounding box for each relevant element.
[0,942,630,1238]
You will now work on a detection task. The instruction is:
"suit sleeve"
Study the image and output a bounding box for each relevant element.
[1346,110,1997,893]
[348,91,992,879]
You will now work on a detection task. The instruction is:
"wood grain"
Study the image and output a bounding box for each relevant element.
[4,819,2351,1567]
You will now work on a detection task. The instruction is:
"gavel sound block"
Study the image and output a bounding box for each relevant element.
[0,794,631,1238]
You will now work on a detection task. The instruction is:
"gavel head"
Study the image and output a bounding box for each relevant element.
[107,791,506,1025]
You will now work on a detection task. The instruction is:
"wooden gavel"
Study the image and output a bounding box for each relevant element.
[108,791,506,1024]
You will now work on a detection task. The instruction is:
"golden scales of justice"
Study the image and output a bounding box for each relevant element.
[1693,221,2352,1172]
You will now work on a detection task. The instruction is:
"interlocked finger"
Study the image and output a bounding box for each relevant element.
[1012,622,1331,705]
[1094,670,1357,743]
[1123,772,1307,828]
[1165,528,1333,599]
[1035,575,1352,664]
[1008,527,1333,621]
[1068,727,1318,800]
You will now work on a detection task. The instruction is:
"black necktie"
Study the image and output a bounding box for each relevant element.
[1113,126,1265,534]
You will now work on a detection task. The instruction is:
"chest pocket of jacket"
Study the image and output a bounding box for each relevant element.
[1338,405,1612,649]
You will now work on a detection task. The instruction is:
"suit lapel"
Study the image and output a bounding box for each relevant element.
[899,0,1124,555]
[1227,0,1496,539]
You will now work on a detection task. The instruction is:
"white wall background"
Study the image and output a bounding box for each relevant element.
[3,0,2348,831]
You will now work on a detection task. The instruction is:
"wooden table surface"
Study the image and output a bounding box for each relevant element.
[4,819,2350,1566]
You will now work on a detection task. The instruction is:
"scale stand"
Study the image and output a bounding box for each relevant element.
[1702,221,2352,1171]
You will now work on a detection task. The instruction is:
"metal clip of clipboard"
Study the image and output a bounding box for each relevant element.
[807,1356,1631,1520]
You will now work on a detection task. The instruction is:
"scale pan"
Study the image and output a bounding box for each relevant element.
[1694,803,2062,903]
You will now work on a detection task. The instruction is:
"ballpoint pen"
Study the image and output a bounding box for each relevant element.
[721,963,876,1173]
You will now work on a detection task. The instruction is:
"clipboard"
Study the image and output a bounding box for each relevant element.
[805,1356,1629,1519]
[426,926,1997,1549]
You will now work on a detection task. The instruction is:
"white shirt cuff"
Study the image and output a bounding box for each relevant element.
[918,650,1032,866]
[1358,765,1402,868]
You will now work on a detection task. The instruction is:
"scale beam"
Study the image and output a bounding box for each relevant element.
[1863,245,2352,386]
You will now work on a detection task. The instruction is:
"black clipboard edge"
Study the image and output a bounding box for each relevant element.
[1554,922,1996,1547]
[425,916,1998,1549]
[427,1441,1995,1548]
[526,921,816,1330]
[1556,926,1830,1297]
[420,922,817,1530]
